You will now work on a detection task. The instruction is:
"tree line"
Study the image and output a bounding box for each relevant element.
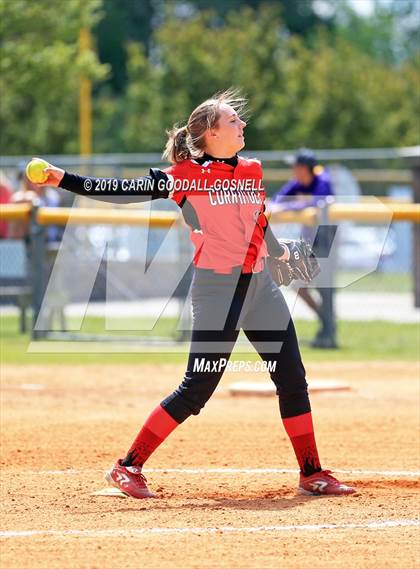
[1,0,418,155]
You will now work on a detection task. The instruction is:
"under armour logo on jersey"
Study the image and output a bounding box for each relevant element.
[201,168,211,174]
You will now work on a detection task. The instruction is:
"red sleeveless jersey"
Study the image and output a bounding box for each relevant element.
[164,156,268,274]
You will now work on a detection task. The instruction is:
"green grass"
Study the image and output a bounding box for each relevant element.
[0,315,186,365]
[336,271,412,293]
[1,315,418,365]
[295,319,419,362]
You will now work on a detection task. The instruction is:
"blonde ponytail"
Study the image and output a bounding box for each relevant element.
[162,125,191,164]
[162,88,248,164]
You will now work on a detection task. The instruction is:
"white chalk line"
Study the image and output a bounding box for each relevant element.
[1,519,419,539]
[18,467,420,477]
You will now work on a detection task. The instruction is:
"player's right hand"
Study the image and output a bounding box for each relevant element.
[33,158,65,187]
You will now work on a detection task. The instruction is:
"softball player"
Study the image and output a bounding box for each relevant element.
[37,90,355,498]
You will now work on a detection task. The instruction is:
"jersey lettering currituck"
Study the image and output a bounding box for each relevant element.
[165,156,268,274]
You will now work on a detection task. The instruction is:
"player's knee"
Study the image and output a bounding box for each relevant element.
[161,391,195,423]
[161,379,216,422]
[270,365,307,393]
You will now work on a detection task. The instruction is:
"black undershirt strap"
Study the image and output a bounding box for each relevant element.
[195,153,238,167]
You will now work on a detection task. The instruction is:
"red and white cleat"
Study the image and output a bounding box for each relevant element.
[299,469,356,496]
[105,459,155,499]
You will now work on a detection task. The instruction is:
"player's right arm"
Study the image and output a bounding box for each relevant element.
[36,161,173,203]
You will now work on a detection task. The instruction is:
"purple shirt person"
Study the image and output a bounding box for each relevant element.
[270,150,337,349]
[270,149,334,243]
[272,148,333,209]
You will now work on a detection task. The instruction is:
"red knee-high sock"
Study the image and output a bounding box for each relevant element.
[121,404,179,467]
[282,412,322,477]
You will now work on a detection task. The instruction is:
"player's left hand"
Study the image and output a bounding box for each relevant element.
[277,239,321,283]
[267,256,294,286]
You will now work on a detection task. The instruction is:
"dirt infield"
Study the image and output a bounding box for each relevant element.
[1,361,419,569]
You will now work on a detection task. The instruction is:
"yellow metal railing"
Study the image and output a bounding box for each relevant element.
[36,207,178,227]
[0,205,178,227]
[0,203,32,220]
[329,203,420,223]
[0,201,419,225]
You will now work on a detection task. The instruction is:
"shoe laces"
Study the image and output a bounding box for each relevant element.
[126,465,148,483]
[138,472,148,484]
[321,469,339,482]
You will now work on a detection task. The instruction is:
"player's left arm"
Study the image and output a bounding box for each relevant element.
[264,222,288,259]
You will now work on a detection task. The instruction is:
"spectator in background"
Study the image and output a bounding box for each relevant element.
[0,171,12,238]
[269,149,337,348]
[271,149,333,211]
[8,163,65,330]
[9,163,62,243]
